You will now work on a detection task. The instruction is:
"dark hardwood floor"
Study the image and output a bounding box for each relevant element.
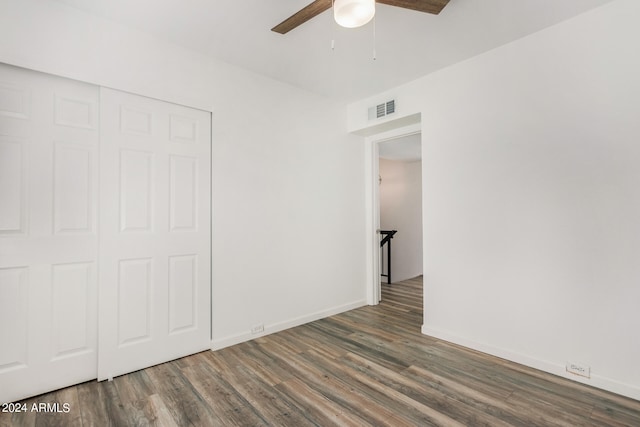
[2,276,640,426]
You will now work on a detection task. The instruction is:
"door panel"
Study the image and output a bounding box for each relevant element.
[53,143,95,234]
[0,64,99,404]
[98,88,211,381]
[0,136,26,234]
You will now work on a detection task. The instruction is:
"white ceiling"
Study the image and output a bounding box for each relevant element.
[51,0,613,102]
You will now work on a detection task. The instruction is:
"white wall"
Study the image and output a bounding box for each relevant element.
[0,0,367,349]
[350,0,640,400]
[379,158,423,282]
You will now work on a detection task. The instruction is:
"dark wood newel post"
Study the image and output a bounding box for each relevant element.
[380,230,397,284]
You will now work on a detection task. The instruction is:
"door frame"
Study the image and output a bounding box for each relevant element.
[364,121,422,305]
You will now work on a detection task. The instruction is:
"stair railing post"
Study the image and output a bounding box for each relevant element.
[387,237,392,284]
[379,230,397,285]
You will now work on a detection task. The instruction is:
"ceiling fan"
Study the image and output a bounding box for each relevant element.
[272,0,450,34]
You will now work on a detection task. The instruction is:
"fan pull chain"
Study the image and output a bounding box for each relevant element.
[331,0,336,51]
[372,15,377,60]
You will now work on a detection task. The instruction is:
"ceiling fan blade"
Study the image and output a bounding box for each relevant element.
[272,0,450,35]
[376,0,450,15]
[271,0,332,34]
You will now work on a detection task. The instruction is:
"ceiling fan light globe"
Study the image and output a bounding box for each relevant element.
[334,0,376,28]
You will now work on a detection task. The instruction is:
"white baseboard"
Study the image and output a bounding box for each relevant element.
[422,325,640,402]
[211,299,367,351]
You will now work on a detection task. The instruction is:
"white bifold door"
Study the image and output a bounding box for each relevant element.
[98,88,211,381]
[0,64,211,403]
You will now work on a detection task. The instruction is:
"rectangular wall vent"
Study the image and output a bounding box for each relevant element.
[385,100,395,115]
[368,99,396,120]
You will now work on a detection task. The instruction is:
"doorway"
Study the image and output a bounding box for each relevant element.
[378,134,423,290]
[364,122,423,305]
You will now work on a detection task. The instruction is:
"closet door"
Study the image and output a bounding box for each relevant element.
[0,64,99,403]
[98,88,211,380]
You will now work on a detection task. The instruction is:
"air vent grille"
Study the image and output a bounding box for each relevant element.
[368,99,396,120]
[385,100,395,115]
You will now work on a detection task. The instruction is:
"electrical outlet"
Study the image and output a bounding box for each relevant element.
[251,324,264,334]
[566,361,590,378]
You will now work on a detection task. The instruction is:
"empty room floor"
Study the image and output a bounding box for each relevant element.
[2,276,640,426]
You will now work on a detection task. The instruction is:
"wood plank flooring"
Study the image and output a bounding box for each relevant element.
[2,276,640,426]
